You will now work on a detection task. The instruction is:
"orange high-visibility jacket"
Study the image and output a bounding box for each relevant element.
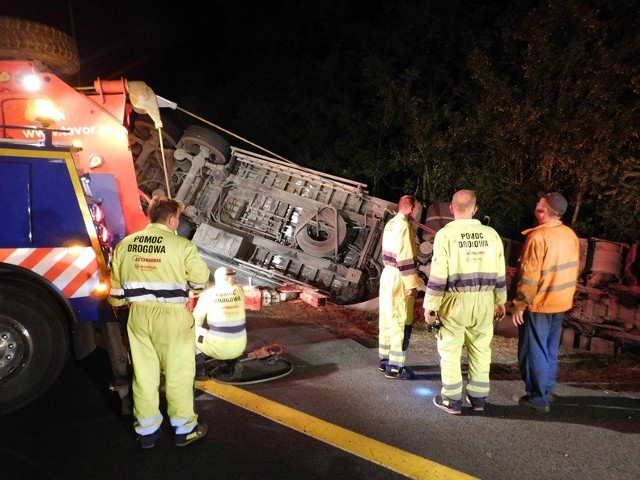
[513,220,579,313]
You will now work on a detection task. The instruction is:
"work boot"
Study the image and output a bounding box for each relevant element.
[433,395,462,415]
[137,428,161,449]
[518,395,550,414]
[195,364,209,381]
[384,365,416,380]
[465,394,487,412]
[175,423,208,447]
[195,353,211,380]
[378,359,388,372]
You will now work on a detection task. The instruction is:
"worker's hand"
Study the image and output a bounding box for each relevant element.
[424,309,438,324]
[406,288,417,297]
[494,304,506,321]
[425,310,441,332]
[511,309,525,326]
[187,292,199,312]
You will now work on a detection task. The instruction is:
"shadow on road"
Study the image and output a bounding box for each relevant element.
[475,395,640,433]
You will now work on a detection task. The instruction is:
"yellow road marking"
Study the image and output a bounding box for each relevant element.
[196,379,477,480]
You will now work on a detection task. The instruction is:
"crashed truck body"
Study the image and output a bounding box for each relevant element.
[132,122,402,305]
[131,120,640,353]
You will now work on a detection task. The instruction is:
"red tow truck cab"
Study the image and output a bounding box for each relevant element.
[0,60,159,414]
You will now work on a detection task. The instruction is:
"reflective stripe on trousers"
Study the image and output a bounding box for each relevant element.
[378,266,414,367]
[128,302,198,435]
[436,291,493,401]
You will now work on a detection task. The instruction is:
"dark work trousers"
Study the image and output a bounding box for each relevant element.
[517,311,564,408]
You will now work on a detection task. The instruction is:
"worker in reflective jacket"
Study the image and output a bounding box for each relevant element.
[109,196,210,448]
[378,195,421,380]
[511,192,579,414]
[424,190,507,414]
[193,266,247,377]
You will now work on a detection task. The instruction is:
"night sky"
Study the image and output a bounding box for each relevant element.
[3,1,246,96]
[2,1,503,147]
[3,1,639,242]
[6,2,355,140]
[3,2,406,96]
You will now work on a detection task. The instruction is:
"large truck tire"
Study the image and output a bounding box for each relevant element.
[0,16,80,76]
[130,114,182,199]
[295,207,347,257]
[131,113,182,152]
[0,283,70,415]
[177,125,232,165]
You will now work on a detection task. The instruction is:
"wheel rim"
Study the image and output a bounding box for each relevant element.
[0,317,28,380]
[295,208,347,257]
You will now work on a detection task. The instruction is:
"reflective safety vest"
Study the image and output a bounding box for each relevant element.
[108,223,210,306]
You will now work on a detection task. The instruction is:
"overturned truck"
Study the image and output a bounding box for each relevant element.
[132,120,400,305]
[130,117,640,353]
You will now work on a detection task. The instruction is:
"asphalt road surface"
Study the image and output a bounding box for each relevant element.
[1,312,639,480]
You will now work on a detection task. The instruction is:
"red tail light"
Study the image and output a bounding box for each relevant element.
[88,201,113,263]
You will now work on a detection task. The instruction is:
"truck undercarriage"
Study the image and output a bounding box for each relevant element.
[131,118,397,305]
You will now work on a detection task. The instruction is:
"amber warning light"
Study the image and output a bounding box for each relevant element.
[24,98,65,127]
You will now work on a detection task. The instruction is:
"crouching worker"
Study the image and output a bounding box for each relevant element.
[193,267,248,379]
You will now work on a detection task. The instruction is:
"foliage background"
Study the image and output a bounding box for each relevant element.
[8,0,638,243]
[171,0,640,242]
[168,0,639,244]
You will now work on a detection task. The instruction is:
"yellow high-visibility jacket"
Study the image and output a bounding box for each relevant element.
[513,220,579,313]
[423,219,507,312]
[193,282,247,359]
[109,223,210,307]
[380,213,420,290]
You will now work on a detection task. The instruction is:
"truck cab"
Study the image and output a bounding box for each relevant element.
[0,53,157,414]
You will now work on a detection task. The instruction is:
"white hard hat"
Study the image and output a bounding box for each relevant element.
[214,266,236,281]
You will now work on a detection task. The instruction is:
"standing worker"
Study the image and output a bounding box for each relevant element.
[193,266,248,379]
[511,192,579,414]
[378,194,421,379]
[424,190,507,414]
[109,196,211,448]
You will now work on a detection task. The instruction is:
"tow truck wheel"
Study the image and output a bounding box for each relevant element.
[0,16,80,76]
[0,284,69,415]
